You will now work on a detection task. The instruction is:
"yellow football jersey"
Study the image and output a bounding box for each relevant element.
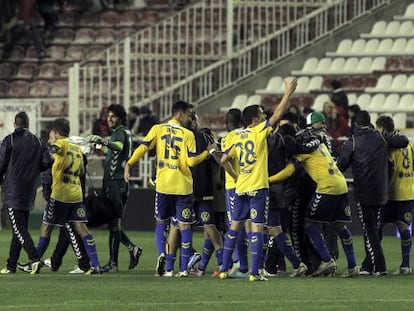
[295,143,348,195]
[51,138,83,203]
[221,129,241,190]
[128,119,208,195]
[388,144,414,200]
[226,120,273,194]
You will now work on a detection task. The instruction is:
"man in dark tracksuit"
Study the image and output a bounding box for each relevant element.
[264,119,307,277]
[337,110,409,275]
[0,111,54,274]
[188,114,223,275]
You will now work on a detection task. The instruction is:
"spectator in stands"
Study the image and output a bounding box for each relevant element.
[92,106,110,137]
[347,104,361,135]
[330,80,349,120]
[137,106,159,137]
[322,101,349,143]
[127,106,140,136]
[37,0,61,42]
[1,0,49,59]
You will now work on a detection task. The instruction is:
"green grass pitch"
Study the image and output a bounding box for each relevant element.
[0,229,413,310]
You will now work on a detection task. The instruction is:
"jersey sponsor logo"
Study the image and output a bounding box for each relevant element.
[167,164,178,170]
[241,169,253,174]
[239,190,258,197]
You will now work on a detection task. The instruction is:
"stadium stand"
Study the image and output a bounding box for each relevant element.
[0,2,175,101]
[1,0,411,185]
[218,0,413,132]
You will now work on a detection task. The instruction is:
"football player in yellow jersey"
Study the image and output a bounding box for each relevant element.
[125,101,214,277]
[269,122,359,278]
[36,118,102,274]
[376,116,414,275]
[219,78,297,281]
[218,109,250,278]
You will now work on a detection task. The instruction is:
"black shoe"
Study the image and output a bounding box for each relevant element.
[129,246,143,270]
[155,254,166,276]
[101,263,119,273]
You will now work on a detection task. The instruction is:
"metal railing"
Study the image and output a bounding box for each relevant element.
[68,0,391,186]
[69,0,334,132]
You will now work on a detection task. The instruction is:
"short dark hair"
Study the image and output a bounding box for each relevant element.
[129,106,140,115]
[376,115,395,133]
[355,110,371,127]
[226,108,242,130]
[51,118,70,137]
[278,123,297,137]
[172,100,193,115]
[189,111,198,122]
[199,127,215,144]
[348,104,361,114]
[242,105,260,127]
[108,104,127,125]
[280,112,299,124]
[331,80,342,90]
[303,107,314,115]
[15,111,29,128]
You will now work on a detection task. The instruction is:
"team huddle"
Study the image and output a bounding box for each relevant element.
[126,78,413,280]
[0,78,412,280]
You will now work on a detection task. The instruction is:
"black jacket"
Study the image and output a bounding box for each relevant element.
[336,126,408,205]
[192,130,215,200]
[0,128,54,210]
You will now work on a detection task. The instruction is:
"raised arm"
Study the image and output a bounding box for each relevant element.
[268,78,298,127]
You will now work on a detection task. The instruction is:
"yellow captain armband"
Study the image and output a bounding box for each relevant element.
[268,163,296,184]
